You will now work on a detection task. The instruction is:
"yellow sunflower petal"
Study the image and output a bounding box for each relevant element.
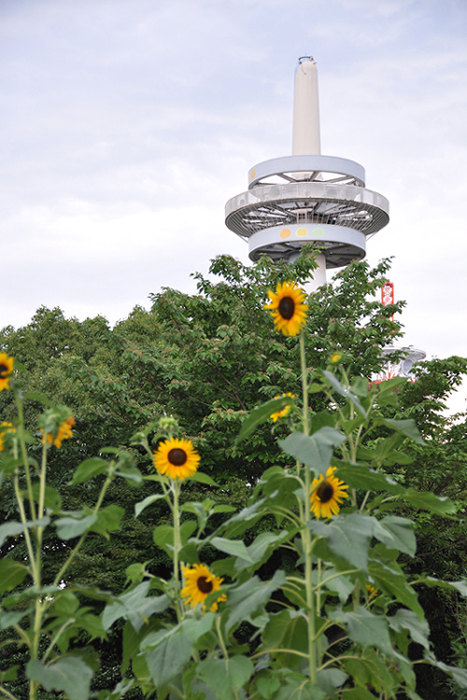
[153,437,200,481]
[264,281,308,337]
[310,466,349,519]
[0,422,15,451]
[270,393,296,422]
[41,416,75,449]
[181,563,226,612]
[0,353,14,391]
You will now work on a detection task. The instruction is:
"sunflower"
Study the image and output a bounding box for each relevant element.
[0,353,14,391]
[264,281,308,336]
[330,352,342,365]
[42,416,75,448]
[270,393,295,422]
[153,437,200,481]
[365,584,378,599]
[181,563,226,612]
[310,466,349,519]
[0,422,15,451]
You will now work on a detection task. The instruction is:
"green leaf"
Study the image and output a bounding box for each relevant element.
[197,655,254,700]
[102,581,170,632]
[30,482,62,510]
[91,505,125,538]
[211,504,236,514]
[153,524,175,557]
[334,462,405,495]
[320,567,355,604]
[0,608,31,629]
[368,558,424,619]
[134,494,166,518]
[144,628,193,689]
[388,609,430,649]
[342,649,397,696]
[374,418,425,445]
[309,512,375,573]
[70,458,109,485]
[279,428,346,477]
[237,396,294,442]
[424,653,467,688]
[316,668,348,695]
[180,612,215,643]
[186,471,218,486]
[321,370,368,417]
[211,537,254,564]
[329,606,393,655]
[341,687,384,700]
[55,514,98,540]
[422,577,467,597]
[0,518,50,548]
[255,669,281,699]
[53,590,80,615]
[24,391,55,407]
[226,570,286,633]
[402,488,456,515]
[373,516,416,557]
[0,559,29,592]
[26,657,94,700]
[261,610,308,669]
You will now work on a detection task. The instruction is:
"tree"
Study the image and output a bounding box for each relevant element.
[1,252,465,698]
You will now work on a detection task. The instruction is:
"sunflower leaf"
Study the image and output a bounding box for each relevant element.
[373,516,416,557]
[334,462,404,495]
[237,397,294,442]
[135,494,166,518]
[368,558,424,620]
[0,559,29,593]
[102,581,171,632]
[309,512,375,573]
[374,418,425,445]
[279,428,346,477]
[70,458,109,485]
[320,370,368,418]
[197,655,254,700]
[329,606,394,655]
[186,472,218,486]
[402,488,456,515]
[144,629,193,690]
[26,657,93,700]
[226,570,286,633]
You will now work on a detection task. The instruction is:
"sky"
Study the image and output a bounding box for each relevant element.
[1,0,466,406]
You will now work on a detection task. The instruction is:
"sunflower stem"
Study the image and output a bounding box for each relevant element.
[14,390,36,522]
[172,481,183,622]
[299,330,318,684]
[299,331,309,437]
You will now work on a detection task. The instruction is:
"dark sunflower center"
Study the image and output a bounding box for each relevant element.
[278,296,295,320]
[316,481,334,503]
[0,364,8,377]
[197,576,213,594]
[168,448,187,467]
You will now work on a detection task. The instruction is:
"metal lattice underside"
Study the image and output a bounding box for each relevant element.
[226,194,389,238]
[249,238,365,267]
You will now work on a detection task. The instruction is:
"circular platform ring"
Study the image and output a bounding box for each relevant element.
[248,155,366,189]
[225,181,389,238]
[248,224,367,267]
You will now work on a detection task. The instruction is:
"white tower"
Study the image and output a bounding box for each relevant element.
[225,58,390,289]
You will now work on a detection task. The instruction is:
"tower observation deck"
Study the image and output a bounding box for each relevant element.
[225,58,390,288]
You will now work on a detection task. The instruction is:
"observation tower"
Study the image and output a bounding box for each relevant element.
[225,57,390,289]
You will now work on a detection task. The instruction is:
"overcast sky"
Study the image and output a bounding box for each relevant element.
[1,0,466,406]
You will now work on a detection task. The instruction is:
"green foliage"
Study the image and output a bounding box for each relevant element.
[0,253,466,699]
